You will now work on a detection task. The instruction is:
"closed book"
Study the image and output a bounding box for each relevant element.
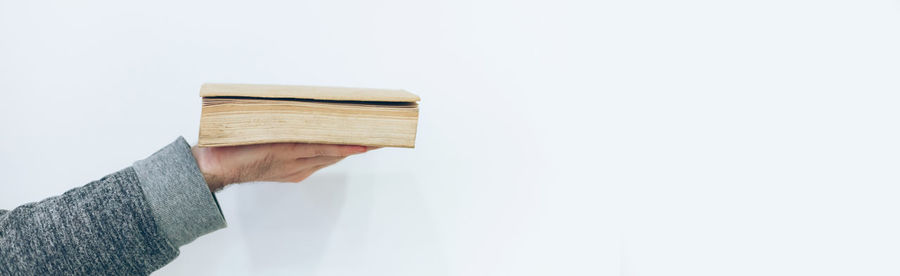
[198,83,420,148]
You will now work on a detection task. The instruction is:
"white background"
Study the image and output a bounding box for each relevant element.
[0,0,898,275]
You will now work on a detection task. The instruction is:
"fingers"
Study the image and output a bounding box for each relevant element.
[249,143,371,183]
[285,164,330,182]
[286,169,316,183]
[283,155,348,182]
[285,144,368,158]
[293,155,345,169]
[285,157,344,183]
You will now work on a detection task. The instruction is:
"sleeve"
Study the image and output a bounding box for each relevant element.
[0,137,227,275]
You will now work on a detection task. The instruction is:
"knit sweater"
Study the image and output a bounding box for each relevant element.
[0,137,226,275]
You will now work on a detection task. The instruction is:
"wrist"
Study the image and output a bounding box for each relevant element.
[191,146,227,192]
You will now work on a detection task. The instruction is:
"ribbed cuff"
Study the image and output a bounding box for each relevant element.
[132,136,227,248]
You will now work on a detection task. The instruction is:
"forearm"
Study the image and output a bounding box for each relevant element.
[0,137,226,275]
[0,168,177,274]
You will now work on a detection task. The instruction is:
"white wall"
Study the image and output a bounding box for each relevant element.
[0,0,898,275]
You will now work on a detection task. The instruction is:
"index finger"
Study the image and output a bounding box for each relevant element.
[289,144,368,158]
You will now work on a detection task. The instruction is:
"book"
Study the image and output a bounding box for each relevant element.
[197,83,420,148]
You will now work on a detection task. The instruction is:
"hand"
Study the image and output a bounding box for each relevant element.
[191,143,371,191]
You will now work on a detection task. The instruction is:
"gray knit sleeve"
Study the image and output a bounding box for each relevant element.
[0,136,227,275]
[132,136,227,248]
[0,168,179,274]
